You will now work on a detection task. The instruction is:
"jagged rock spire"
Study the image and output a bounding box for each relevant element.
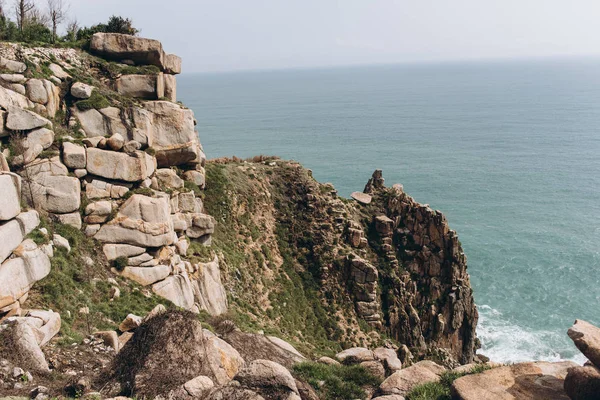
[364,169,385,194]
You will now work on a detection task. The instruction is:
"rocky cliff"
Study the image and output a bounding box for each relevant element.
[0,33,480,398]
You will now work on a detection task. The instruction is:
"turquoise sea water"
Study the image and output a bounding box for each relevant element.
[179,58,600,363]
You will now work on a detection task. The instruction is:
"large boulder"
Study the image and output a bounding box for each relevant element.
[0,172,21,221]
[0,86,34,112]
[62,142,86,169]
[164,54,182,74]
[95,194,175,247]
[116,74,164,100]
[152,273,195,310]
[234,359,299,399]
[121,265,171,286]
[222,331,306,369]
[0,319,49,372]
[193,256,228,316]
[139,101,199,167]
[379,360,444,396]
[90,33,165,69]
[19,157,81,213]
[86,148,156,182]
[451,361,576,400]
[335,347,375,364]
[0,238,50,309]
[0,210,39,264]
[5,105,51,131]
[564,364,600,400]
[202,329,245,385]
[568,320,600,368]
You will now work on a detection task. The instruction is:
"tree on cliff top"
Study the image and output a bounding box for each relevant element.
[76,15,139,41]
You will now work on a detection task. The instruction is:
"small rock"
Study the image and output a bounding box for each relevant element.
[52,234,71,253]
[71,82,94,99]
[107,133,125,151]
[118,314,142,332]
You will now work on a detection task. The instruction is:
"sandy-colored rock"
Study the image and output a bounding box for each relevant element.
[62,141,86,169]
[164,53,182,74]
[0,210,39,264]
[183,169,205,188]
[0,73,25,83]
[235,359,299,396]
[73,108,107,137]
[0,173,21,221]
[119,314,143,332]
[0,57,27,73]
[223,331,305,369]
[25,79,48,104]
[52,211,82,229]
[27,309,61,346]
[202,329,246,385]
[183,375,214,398]
[568,320,600,369]
[379,360,445,396]
[20,158,81,214]
[90,33,165,69]
[336,347,375,364]
[26,127,54,150]
[193,256,228,316]
[103,243,145,261]
[121,265,171,286]
[116,74,164,100]
[374,347,402,374]
[0,239,50,309]
[0,84,34,110]
[71,82,94,99]
[6,105,51,131]
[107,133,125,151]
[48,63,70,79]
[0,320,49,372]
[351,191,372,204]
[451,361,576,400]
[141,101,198,167]
[152,273,195,309]
[95,194,175,247]
[318,356,340,366]
[564,364,600,400]
[163,73,176,102]
[155,168,184,189]
[86,148,156,182]
[95,330,119,351]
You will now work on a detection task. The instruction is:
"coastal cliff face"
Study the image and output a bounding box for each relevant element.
[200,160,478,365]
[0,32,479,398]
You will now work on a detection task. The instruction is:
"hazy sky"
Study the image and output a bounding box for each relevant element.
[67,0,600,73]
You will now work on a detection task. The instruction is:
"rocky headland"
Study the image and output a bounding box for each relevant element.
[0,32,598,400]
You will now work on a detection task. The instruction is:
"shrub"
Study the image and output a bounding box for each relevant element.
[113,256,128,271]
[75,90,111,111]
[292,362,382,400]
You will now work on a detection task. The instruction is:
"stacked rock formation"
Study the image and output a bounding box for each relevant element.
[564,319,600,399]
[0,34,223,320]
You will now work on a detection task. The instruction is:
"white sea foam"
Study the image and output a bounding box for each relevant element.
[477,305,586,365]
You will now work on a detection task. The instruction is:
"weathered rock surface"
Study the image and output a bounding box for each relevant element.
[193,256,228,315]
[116,74,164,100]
[120,265,171,286]
[0,172,21,221]
[71,82,94,99]
[351,191,372,204]
[20,157,81,213]
[62,141,86,169]
[5,105,51,131]
[152,273,194,309]
[201,329,246,385]
[0,210,39,264]
[336,347,375,364]
[95,194,175,248]
[183,375,214,398]
[451,361,576,400]
[0,238,50,309]
[564,364,600,400]
[0,319,49,372]
[234,359,299,398]
[379,360,444,396]
[86,148,156,182]
[90,33,166,70]
[223,331,306,369]
[568,319,600,369]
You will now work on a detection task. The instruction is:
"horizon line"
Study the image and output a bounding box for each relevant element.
[184,52,600,76]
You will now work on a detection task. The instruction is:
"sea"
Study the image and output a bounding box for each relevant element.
[178,58,600,364]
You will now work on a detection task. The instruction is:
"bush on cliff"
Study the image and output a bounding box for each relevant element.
[106,310,208,397]
[292,361,382,400]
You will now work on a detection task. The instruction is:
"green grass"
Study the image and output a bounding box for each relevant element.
[28,220,170,345]
[292,362,382,400]
[406,364,492,400]
[74,90,111,111]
